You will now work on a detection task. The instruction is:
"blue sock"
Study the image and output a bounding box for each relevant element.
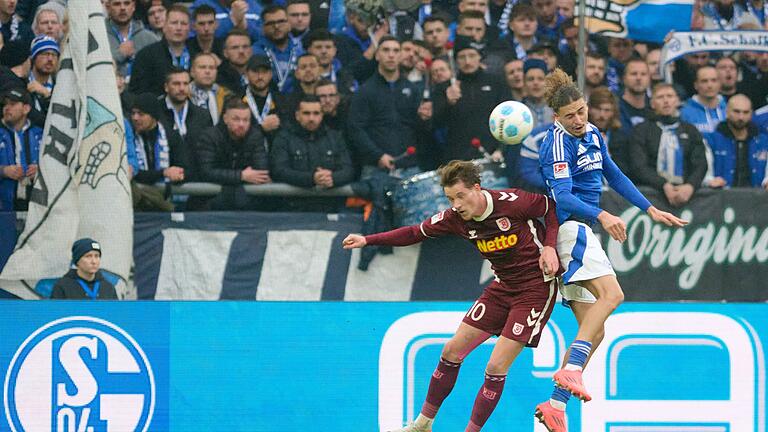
[565,340,592,369]
[550,386,571,409]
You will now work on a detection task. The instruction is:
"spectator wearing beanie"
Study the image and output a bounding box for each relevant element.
[27,35,59,123]
[51,238,118,300]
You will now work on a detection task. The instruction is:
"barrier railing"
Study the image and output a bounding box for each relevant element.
[169,182,356,197]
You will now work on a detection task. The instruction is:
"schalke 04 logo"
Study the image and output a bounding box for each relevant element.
[4,316,155,431]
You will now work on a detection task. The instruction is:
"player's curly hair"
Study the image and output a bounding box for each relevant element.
[439,160,481,188]
[544,68,584,113]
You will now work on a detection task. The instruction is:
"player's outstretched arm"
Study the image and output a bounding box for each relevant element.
[647,206,688,227]
[597,210,628,243]
[342,234,367,249]
[343,225,428,249]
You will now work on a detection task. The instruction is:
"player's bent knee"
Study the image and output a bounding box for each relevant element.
[485,359,510,376]
[604,287,624,310]
[441,341,464,363]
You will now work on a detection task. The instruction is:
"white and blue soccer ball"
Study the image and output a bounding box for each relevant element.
[488,101,534,145]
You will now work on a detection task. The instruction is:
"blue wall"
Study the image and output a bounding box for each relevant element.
[0,301,765,431]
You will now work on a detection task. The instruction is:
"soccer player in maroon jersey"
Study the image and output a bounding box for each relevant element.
[343,160,561,432]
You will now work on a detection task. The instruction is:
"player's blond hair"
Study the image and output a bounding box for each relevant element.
[544,68,583,114]
[438,160,481,188]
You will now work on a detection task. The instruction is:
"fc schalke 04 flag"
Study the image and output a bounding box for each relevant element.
[576,0,695,43]
[0,0,132,298]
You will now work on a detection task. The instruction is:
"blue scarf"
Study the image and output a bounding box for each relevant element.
[169,45,191,70]
[135,122,170,172]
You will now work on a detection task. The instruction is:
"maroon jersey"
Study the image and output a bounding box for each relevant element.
[366,188,559,294]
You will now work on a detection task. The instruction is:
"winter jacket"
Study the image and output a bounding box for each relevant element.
[158,98,214,146]
[705,121,768,187]
[628,117,708,190]
[0,122,43,211]
[129,39,194,96]
[680,95,727,134]
[51,269,118,300]
[270,123,354,188]
[217,60,248,95]
[195,122,269,185]
[347,71,427,167]
[132,121,192,185]
[432,69,508,163]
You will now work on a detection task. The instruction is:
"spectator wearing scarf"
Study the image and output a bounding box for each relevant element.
[0,88,43,211]
[129,93,192,185]
[628,83,708,207]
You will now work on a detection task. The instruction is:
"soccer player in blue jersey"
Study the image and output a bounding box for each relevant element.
[533,69,688,432]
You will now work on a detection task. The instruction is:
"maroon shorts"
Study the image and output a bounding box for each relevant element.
[461,279,558,347]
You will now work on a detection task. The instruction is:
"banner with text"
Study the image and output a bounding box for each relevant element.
[1,188,767,301]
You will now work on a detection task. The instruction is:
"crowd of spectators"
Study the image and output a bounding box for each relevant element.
[1,0,768,214]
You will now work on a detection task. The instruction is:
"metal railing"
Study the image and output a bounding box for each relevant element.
[169,182,357,197]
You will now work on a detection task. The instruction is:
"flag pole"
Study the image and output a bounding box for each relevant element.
[576,0,587,93]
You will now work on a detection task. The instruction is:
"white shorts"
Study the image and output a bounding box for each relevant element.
[556,221,615,305]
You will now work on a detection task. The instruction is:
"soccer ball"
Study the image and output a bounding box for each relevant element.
[488,101,534,145]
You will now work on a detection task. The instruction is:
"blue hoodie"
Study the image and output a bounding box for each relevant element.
[680,95,727,134]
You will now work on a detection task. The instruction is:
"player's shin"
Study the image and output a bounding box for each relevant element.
[420,357,462,420]
[465,373,506,432]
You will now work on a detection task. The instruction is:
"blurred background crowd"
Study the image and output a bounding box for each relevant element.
[1,0,767,215]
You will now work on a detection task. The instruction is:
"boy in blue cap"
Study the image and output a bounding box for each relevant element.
[51,238,118,300]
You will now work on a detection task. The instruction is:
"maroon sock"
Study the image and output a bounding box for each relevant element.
[421,357,462,418]
[466,373,507,431]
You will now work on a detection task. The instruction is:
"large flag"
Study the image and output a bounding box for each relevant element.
[576,0,695,43]
[0,0,133,298]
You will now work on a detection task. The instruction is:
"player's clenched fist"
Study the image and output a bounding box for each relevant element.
[342,234,366,249]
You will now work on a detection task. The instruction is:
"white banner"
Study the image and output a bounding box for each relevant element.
[662,31,768,81]
[0,0,133,298]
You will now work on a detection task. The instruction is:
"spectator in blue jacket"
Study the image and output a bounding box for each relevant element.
[252,5,304,94]
[0,88,43,211]
[680,65,727,134]
[190,0,263,41]
[705,94,768,189]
